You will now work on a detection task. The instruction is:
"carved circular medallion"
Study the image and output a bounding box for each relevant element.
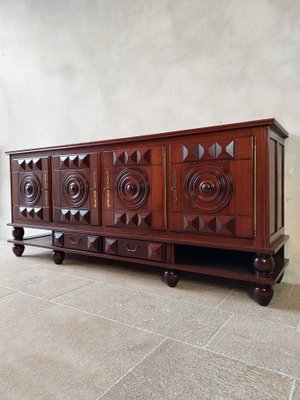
[116,168,149,209]
[62,171,89,207]
[184,163,232,212]
[20,173,41,206]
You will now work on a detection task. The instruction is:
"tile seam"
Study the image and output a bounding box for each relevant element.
[288,378,296,400]
[95,337,168,399]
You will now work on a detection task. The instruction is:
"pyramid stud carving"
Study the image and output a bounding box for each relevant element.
[18,159,26,170]
[104,238,118,254]
[114,211,128,227]
[141,148,151,164]
[79,210,90,223]
[182,144,205,162]
[87,236,100,252]
[19,207,43,220]
[215,217,235,235]
[215,143,222,158]
[33,158,42,170]
[129,150,141,164]
[61,209,71,221]
[54,232,64,246]
[225,141,235,158]
[78,154,90,168]
[26,159,34,169]
[148,243,164,261]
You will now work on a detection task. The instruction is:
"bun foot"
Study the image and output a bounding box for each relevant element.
[252,285,274,306]
[12,244,24,257]
[163,269,179,287]
[53,251,65,265]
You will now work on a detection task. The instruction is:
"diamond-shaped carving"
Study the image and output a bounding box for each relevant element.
[209,144,216,158]
[61,209,71,221]
[141,148,151,164]
[215,143,222,158]
[87,236,100,252]
[113,151,128,166]
[60,156,69,169]
[69,155,79,168]
[78,154,90,168]
[215,217,235,235]
[35,208,43,219]
[129,150,141,164]
[183,215,201,232]
[26,159,34,169]
[20,207,27,217]
[226,141,235,158]
[148,243,164,261]
[79,210,90,223]
[18,159,26,170]
[114,211,128,227]
[54,232,64,246]
[104,238,118,255]
[33,158,42,170]
[182,144,205,162]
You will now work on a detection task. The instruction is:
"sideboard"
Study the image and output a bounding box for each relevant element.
[6,118,289,306]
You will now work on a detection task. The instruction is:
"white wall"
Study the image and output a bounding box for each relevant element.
[0,0,299,281]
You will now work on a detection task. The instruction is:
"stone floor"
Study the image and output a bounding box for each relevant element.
[0,240,299,399]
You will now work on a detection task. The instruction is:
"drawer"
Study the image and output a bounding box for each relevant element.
[103,237,166,262]
[53,231,101,253]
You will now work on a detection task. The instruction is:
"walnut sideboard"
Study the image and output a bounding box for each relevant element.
[6,118,289,306]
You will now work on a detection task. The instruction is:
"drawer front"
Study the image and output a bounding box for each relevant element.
[103,237,165,262]
[53,231,101,253]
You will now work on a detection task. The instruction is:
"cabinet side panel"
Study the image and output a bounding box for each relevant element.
[269,129,285,244]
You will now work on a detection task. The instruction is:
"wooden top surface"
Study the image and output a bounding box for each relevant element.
[6,118,289,155]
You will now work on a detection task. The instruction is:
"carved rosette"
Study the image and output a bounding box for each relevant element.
[20,172,41,206]
[62,171,89,207]
[116,168,150,210]
[184,163,232,212]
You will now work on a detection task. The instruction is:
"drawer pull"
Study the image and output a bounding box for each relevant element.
[125,244,140,253]
[70,237,81,245]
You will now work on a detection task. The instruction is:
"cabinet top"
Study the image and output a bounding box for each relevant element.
[6,118,288,155]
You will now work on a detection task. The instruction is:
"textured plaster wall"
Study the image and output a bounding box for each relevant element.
[0,0,299,281]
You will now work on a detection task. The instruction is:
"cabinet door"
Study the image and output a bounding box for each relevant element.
[11,156,51,222]
[52,153,99,225]
[102,145,166,231]
[170,136,255,238]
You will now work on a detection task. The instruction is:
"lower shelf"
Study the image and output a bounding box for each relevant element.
[8,234,289,286]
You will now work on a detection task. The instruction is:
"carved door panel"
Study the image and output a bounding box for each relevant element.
[52,153,99,225]
[11,156,51,222]
[102,145,166,231]
[170,136,255,238]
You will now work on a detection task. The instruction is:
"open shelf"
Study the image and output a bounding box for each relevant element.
[8,235,288,285]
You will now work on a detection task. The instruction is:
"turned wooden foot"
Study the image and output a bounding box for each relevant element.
[53,251,65,265]
[12,244,25,257]
[163,269,179,287]
[252,285,274,306]
[12,227,25,240]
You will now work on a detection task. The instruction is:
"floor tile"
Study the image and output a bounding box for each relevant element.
[207,314,300,378]
[0,286,15,298]
[54,282,135,314]
[118,270,233,308]
[0,292,53,329]
[36,253,134,285]
[289,284,300,300]
[0,265,92,300]
[0,305,163,400]
[100,339,293,400]
[99,291,231,346]
[218,282,300,327]
[293,380,300,400]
